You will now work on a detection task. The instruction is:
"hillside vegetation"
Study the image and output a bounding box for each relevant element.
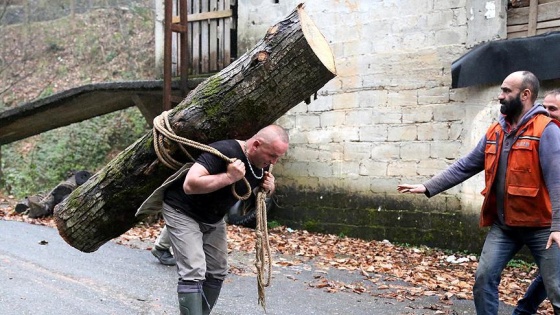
[0,2,156,196]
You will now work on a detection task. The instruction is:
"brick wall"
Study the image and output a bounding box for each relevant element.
[237,0,512,253]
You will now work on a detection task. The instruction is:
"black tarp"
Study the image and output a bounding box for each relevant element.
[451,31,560,88]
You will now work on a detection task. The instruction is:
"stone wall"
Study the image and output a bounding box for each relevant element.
[235,0,518,253]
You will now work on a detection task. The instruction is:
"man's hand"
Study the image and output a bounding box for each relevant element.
[546,231,560,249]
[261,171,275,194]
[226,158,246,183]
[397,184,427,194]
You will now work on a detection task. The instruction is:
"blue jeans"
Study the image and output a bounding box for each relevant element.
[513,273,547,315]
[474,224,560,315]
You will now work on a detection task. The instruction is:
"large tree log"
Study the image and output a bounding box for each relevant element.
[54,3,336,252]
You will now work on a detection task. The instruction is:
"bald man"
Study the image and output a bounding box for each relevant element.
[144,125,289,315]
[398,71,560,314]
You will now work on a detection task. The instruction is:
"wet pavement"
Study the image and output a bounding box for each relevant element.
[0,220,516,314]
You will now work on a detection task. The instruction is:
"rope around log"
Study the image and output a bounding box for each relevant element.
[152,111,251,201]
[152,111,272,309]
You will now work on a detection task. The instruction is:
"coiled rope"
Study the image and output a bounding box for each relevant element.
[152,111,251,201]
[152,111,272,310]
[254,182,272,311]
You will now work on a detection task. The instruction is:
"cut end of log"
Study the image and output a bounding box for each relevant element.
[298,4,337,76]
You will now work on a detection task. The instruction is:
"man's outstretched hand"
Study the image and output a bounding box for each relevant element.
[397,184,426,194]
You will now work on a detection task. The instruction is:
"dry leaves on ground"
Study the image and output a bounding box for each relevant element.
[0,195,553,314]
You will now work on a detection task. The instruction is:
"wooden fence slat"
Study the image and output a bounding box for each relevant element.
[192,0,201,74]
[224,0,231,67]
[508,1,560,25]
[172,1,179,76]
[187,0,193,74]
[169,0,233,75]
[216,0,224,70]
[201,0,209,73]
[209,0,218,71]
[528,0,538,35]
[172,9,232,23]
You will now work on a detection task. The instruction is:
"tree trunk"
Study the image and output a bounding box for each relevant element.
[54,3,337,252]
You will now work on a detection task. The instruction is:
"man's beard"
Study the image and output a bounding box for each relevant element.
[500,93,523,118]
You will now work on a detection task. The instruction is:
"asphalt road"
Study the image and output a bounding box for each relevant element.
[0,220,516,315]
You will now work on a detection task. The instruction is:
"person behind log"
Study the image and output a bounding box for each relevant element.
[397,71,560,314]
[152,125,289,315]
[512,88,560,315]
[151,225,176,266]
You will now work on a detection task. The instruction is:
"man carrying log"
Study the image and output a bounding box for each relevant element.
[138,125,289,315]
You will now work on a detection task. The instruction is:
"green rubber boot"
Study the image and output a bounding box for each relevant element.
[202,279,223,315]
[178,281,203,315]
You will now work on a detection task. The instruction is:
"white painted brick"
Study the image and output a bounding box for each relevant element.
[286,102,308,114]
[418,86,450,105]
[371,143,400,160]
[333,91,359,110]
[346,109,374,126]
[358,90,389,108]
[371,177,401,193]
[295,114,321,131]
[417,159,451,176]
[276,115,295,130]
[430,141,463,159]
[308,94,333,112]
[359,125,388,142]
[435,0,467,10]
[402,107,433,123]
[289,146,321,162]
[306,129,332,144]
[388,90,418,107]
[418,122,451,141]
[286,130,308,145]
[400,142,431,160]
[308,161,335,177]
[359,160,388,176]
[426,10,454,30]
[452,8,468,26]
[347,177,376,193]
[372,107,402,124]
[433,103,466,121]
[317,143,344,161]
[435,28,467,45]
[343,142,373,160]
[387,161,417,176]
[281,161,310,178]
[341,76,363,91]
[449,121,465,140]
[343,39,373,57]
[388,125,417,141]
[417,123,435,141]
[320,111,346,128]
[332,127,360,142]
[332,160,361,177]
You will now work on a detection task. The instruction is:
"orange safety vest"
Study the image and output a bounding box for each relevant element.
[480,114,554,227]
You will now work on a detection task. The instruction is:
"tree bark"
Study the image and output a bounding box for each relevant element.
[54,3,337,252]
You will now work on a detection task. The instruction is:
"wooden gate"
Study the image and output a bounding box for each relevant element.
[171,0,236,75]
[507,0,560,38]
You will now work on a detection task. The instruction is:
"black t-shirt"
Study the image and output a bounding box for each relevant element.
[164,139,268,223]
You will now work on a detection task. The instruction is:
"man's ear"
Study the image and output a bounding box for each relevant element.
[522,89,531,102]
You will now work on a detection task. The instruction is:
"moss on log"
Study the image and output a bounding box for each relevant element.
[54,3,337,252]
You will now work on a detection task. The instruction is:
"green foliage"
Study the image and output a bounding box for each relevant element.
[507,259,534,271]
[38,85,55,98]
[302,220,320,232]
[1,108,149,197]
[267,220,281,229]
